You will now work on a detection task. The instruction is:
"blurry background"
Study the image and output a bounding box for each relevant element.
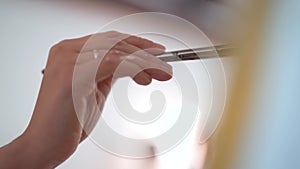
[1,0,300,169]
[0,1,236,169]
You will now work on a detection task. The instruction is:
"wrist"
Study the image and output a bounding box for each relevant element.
[0,133,55,169]
[20,126,77,169]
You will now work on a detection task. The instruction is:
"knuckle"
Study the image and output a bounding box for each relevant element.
[105,31,131,43]
[110,49,122,56]
[104,55,114,64]
[108,38,120,46]
[132,36,142,43]
[115,40,127,48]
[47,40,76,68]
[105,30,121,37]
[50,40,70,54]
[104,52,121,65]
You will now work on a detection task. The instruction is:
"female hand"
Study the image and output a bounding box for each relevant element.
[0,31,172,169]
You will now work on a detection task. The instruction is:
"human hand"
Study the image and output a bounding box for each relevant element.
[0,31,172,169]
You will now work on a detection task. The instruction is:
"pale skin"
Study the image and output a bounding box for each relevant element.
[0,31,173,169]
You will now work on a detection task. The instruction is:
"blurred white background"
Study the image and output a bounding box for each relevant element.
[0,1,236,169]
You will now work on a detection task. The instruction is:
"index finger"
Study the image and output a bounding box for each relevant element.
[69,31,165,52]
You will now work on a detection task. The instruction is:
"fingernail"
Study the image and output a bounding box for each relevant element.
[161,63,173,75]
[137,74,152,85]
[153,43,166,50]
[146,48,165,55]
